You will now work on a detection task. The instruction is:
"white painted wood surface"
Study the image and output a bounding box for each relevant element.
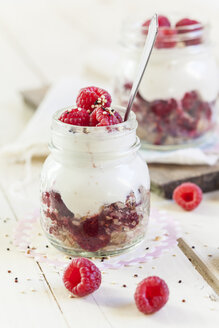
[0,1,219,327]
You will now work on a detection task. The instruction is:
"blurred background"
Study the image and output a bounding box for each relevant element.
[1,0,219,148]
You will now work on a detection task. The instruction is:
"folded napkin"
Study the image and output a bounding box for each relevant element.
[1,77,218,166]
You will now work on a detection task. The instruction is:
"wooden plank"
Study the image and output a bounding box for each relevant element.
[152,192,219,295]
[0,1,84,82]
[1,161,219,327]
[149,163,219,199]
[0,185,69,328]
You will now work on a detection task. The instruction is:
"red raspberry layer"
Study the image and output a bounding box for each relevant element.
[76,86,112,112]
[63,258,101,297]
[135,276,169,314]
[59,108,90,126]
[173,182,203,211]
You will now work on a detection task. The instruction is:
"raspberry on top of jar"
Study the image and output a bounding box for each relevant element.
[142,14,204,49]
[59,86,123,127]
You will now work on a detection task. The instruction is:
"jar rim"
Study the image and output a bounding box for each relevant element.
[120,17,209,50]
[52,105,137,134]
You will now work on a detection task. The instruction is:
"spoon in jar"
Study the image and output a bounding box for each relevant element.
[124,14,158,121]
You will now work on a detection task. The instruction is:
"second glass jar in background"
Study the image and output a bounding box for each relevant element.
[114,17,219,149]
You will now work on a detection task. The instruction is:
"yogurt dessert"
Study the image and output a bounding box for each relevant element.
[115,15,219,147]
[40,86,150,257]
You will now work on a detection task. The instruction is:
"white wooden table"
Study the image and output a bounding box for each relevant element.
[0,1,218,327]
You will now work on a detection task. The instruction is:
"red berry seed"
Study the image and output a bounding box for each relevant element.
[76,86,112,112]
[134,276,169,314]
[173,182,203,211]
[59,108,90,126]
[63,258,101,297]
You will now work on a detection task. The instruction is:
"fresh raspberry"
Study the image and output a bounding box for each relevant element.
[175,18,201,30]
[90,106,123,126]
[143,15,171,29]
[63,258,101,297]
[134,276,169,314]
[142,15,176,49]
[59,108,90,126]
[173,182,203,211]
[76,86,112,112]
[176,18,202,46]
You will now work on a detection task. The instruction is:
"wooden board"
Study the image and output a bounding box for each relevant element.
[149,163,219,199]
[21,87,219,199]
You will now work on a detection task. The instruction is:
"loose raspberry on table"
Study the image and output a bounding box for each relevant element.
[134,276,169,314]
[59,108,90,126]
[63,258,101,297]
[76,86,112,112]
[90,106,123,126]
[173,182,203,211]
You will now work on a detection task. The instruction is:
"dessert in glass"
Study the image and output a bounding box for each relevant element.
[114,15,219,148]
[40,87,150,257]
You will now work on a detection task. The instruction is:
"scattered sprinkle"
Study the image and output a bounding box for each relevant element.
[192,246,195,249]
[178,280,182,283]
[46,245,49,248]
[172,254,176,257]
[182,299,186,303]
[15,277,18,283]
[138,266,143,269]
[5,234,9,237]
[27,250,31,255]
[145,247,149,250]
[31,289,36,292]
[134,274,138,278]
[69,294,74,298]
[122,284,127,288]
[208,254,212,257]
[6,248,10,251]
[8,270,11,273]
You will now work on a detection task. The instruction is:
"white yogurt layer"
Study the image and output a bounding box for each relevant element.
[138,46,219,102]
[42,109,150,217]
[53,154,150,217]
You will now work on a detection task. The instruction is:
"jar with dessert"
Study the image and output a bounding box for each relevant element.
[40,86,150,257]
[114,15,219,148]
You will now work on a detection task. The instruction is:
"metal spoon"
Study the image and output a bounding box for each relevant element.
[124,14,158,121]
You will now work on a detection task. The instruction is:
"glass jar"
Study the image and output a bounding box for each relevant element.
[40,106,150,257]
[114,19,219,149]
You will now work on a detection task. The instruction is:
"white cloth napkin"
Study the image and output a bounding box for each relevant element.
[1,77,218,166]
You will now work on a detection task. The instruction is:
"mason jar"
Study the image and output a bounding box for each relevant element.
[40,106,150,257]
[114,19,219,149]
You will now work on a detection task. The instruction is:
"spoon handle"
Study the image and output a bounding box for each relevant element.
[124,14,158,121]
